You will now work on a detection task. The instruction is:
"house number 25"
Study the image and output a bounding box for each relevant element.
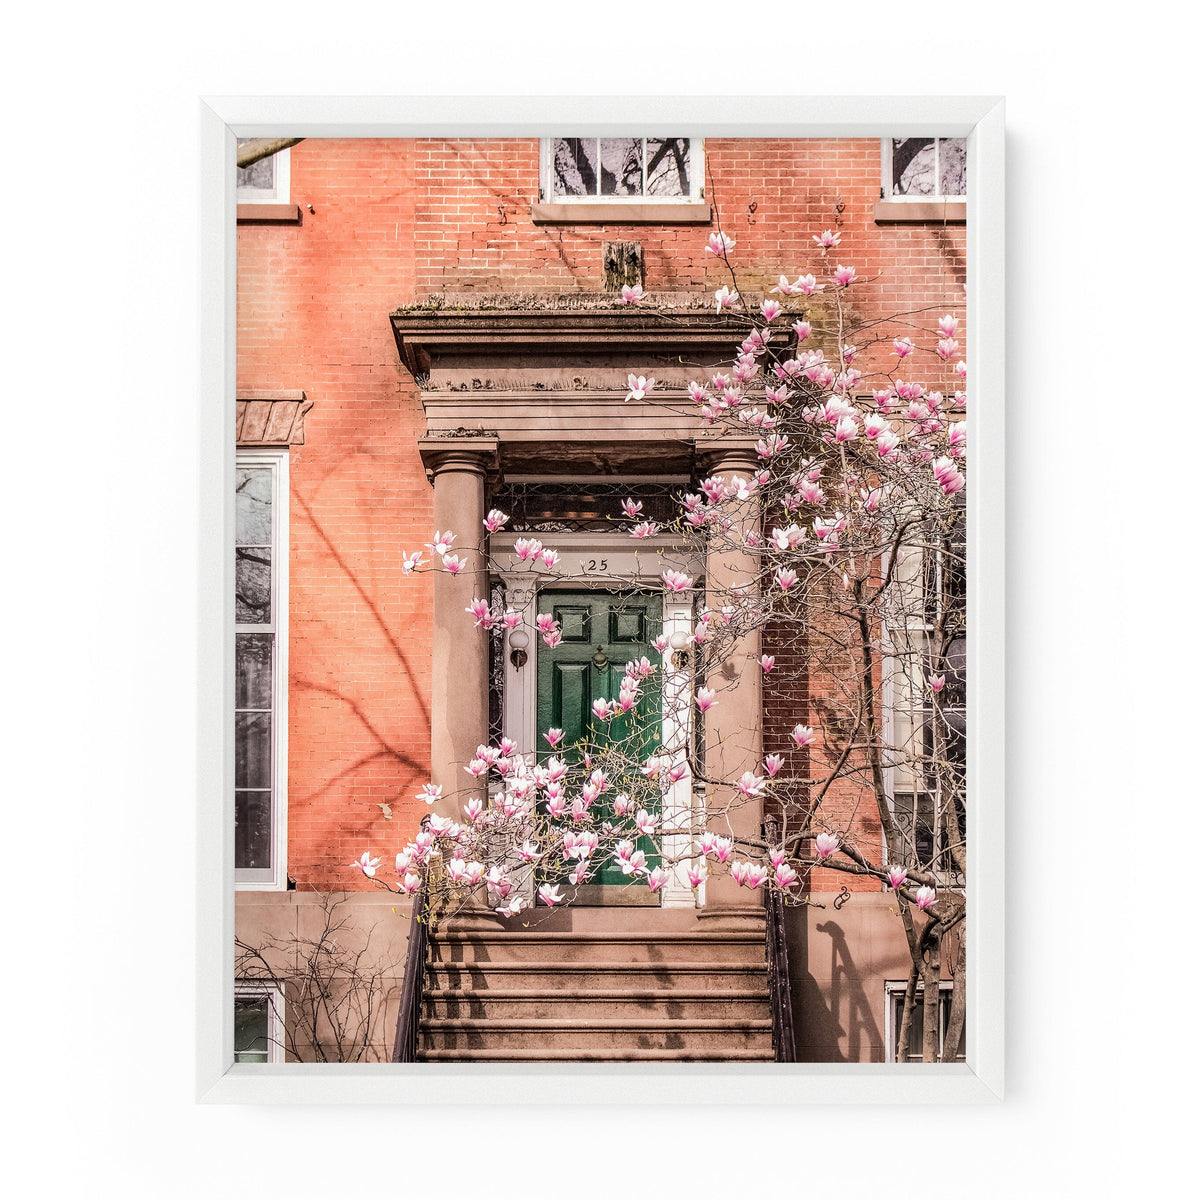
[584,558,609,572]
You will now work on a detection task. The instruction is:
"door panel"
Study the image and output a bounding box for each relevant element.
[536,590,664,899]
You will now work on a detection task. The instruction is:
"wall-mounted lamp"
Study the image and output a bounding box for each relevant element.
[669,629,691,670]
[509,628,530,671]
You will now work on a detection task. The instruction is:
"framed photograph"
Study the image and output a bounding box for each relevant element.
[198,96,1004,1104]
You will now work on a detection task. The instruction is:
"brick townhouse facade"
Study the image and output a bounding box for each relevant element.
[232,134,967,1063]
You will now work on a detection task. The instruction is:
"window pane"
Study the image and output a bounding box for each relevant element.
[646,138,689,196]
[939,137,967,196]
[236,468,273,545]
[236,712,273,788]
[893,994,924,1062]
[234,996,270,1061]
[237,156,275,193]
[553,138,597,196]
[892,137,936,196]
[600,138,643,196]
[236,790,273,869]
[236,634,274,709]
[236,547,272,623]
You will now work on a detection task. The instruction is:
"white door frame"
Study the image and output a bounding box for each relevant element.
[491,531,704,907]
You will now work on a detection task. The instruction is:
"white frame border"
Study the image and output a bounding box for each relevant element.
[199,95,1004,1105]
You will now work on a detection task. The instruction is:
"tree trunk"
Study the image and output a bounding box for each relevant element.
[942,926,967,1061]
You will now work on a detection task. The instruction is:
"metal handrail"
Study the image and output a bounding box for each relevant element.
[763,817,797,1062]
[391,877,430,1063]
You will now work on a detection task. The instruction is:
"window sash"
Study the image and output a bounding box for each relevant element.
[542,138,703,203]
[883,137,967,200]
[235,450,288,888]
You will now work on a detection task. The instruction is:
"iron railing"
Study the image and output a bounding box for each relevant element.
[391,876,431,1063]
[763,817,797,1062]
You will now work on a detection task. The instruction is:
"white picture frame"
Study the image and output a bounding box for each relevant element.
[198,95,1005,1105]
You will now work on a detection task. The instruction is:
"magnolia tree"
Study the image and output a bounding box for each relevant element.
[355,228,968,1063]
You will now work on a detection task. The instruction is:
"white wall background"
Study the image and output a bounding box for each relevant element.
[3,3,1192,1196]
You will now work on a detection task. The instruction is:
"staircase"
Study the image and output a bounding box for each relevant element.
[417,914,774,1062]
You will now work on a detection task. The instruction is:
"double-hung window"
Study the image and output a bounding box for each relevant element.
[884,505,966,877]
[884,137,966,200]
[236,139,290,204]
[235,450,288,888]
[234,981,284,1063]
[534,138,709,223]
[884,980,966,1063]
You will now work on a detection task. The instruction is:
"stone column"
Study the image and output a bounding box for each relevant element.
[419,439,498,818]
[697,443,765,922]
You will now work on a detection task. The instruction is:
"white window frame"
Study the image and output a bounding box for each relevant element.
[882,137,966,201]
[235,448,289,890]
[234,980,285,1063]
[236,141,291,204]
[883,979,964,1063]
[540,138,705,204]
[879,514,966,883]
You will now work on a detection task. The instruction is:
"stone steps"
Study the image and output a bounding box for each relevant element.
[418,923,775,1062]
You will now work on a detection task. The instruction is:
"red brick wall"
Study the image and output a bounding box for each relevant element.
[237,136,965,890]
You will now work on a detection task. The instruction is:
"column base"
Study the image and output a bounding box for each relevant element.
[696,905,767,933]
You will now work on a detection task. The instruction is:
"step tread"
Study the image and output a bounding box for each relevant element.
[421,1016,773,1030]
[428,961,767,971]
[418,1048,777,1062]
[434,931,763,943]
[423,988,769,1000]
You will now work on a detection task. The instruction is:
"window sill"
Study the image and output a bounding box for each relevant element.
[531,201,711,226]
[237,203,302,224]
[874,199,966,225]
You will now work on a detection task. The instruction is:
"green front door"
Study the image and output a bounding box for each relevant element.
[536,590,663,900]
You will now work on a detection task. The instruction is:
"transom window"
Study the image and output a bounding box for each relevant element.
[543,138,702,202]
[885,137,966,199]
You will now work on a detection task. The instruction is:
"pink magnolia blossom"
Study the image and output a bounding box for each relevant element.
[540,548,560,569]
[814,833,839,860]
[620,283,644,304]
[763,754,784,777]
[543,727,564,748]
[441,554,465,574]
[352,852,382,878]
[466,598,492,627]
[634,809,658,837]
[939,314,959,338]
[736,771,767,798]
[518,840,541,862]
[795,275,824,296]
[646,867,671,892]
[928,673,946,694]
[695,687,718,712]
[666,761,689,784]
[956,360,967,380]
[427,530,455,556]
[463,798,484,824]
[621,497,643,519]
[814,229,841,248]
[483,509,509,532]
[465,758,489,778]
[591,698,614,721]
[512,537,543,562]
[792,319,812,341]
[538,884,565,906]
[761,299,782,322]
[662,569,693,592]
[542,629,562,648]
[886,865,908,890]
[834,415,859,442]
[417,783,442,805]
[652,633,670,653]
[893,337,915,358]
[535,613,558,634]
[706,231,736,256]
[686,863,708,889]
[626,374,656,402]
[495,895,528,917]
[774,568,799,592]
[760,655,776,674]
[402,550,424,575]
[714,286,738,310]
[915,886,937,912]
[775,863,800,890]
[771,275,800,295]
[399,871,422,895]
[791,724,815,748]
[501,609,522,630]
[832,264,856,287]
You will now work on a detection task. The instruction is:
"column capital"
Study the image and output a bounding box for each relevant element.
[694,436,761,476]
[418,436,500,481]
